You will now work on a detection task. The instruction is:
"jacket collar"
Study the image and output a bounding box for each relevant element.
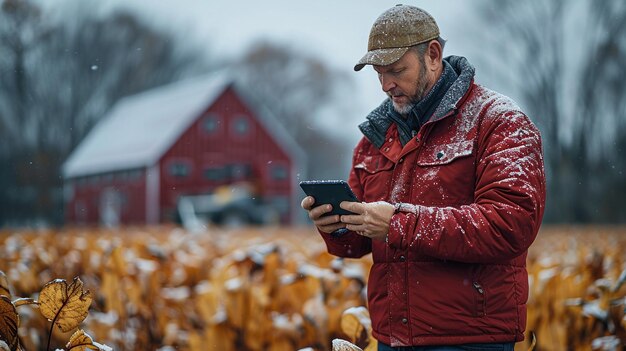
[359,55,476,148]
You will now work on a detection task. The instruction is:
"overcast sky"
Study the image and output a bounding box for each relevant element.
[107,1,482,105]
[46,0,493,143]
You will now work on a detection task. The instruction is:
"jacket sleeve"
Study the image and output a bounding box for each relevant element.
[317,139,372,259]
[387,109,546,263]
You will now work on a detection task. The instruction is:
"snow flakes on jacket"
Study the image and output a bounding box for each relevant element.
[318,55,546,347]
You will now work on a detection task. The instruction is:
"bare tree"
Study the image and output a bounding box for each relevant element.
[477,0,626,223]
[0,0,46,153]
[232,41,355,181]
[27,6,204,154]
[579,1,626,222]
[0,0,206,225]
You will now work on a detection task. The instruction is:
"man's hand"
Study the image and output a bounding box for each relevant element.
[340,201,395,241]
[301,196,346,234]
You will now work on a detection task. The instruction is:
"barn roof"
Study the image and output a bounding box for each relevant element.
[62,71,306,179]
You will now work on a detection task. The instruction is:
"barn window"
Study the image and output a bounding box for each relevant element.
[204,167,229,181]
[231,115,251,136]
[169,163,190,178]
[203,113,221,133]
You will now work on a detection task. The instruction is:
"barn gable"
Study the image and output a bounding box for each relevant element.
[62,71,306,225]
[232,83,307,179]
[63,72,306,180]
[62,72,231,179]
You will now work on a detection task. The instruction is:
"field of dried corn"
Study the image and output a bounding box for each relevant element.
[1,225,625,351]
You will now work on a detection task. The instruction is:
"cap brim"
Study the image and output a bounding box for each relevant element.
[354,47,410,71]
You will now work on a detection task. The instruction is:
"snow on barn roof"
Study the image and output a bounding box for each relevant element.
[63,72,229,178]
[62,71,306,179]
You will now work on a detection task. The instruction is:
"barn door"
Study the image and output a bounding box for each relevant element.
[100,187,122,227]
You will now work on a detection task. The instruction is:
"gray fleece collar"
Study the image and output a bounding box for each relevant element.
[358,55,476,148]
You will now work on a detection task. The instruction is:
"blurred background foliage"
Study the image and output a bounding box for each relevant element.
[478,0,626,223]
[0,0,624,227]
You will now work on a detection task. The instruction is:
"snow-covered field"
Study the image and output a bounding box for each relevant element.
[1,225,625,350]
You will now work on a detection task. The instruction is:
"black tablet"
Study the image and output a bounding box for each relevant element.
[299,180,359,216]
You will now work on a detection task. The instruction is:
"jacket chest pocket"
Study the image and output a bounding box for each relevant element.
[354,155,394,202]
[415,141,475,205]
[417,140,474,166]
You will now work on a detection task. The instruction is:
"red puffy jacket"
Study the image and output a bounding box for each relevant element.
[318,56,546,347]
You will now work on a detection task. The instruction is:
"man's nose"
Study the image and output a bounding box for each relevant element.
[380,75,396,92]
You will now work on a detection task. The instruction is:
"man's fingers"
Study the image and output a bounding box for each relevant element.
[339,201,365,225]
[302,196,337,221]
[309,204,333,220]
[340,201,364,214]
[315,214,341,226]
[301,196,315,210]
[301,195,344,234]
[340,214,361,225]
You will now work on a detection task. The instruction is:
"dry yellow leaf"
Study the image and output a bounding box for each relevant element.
[0,296,19,351]
[39,277,92,333]
[67,329,112,351]
[187,330,203,350]
[332,338,363,351]
[340,312,363,342]
[0,272,10,299]
[66,329,99,350]
[340,306,370,346]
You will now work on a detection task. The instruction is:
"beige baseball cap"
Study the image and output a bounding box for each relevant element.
[354,4,440,71]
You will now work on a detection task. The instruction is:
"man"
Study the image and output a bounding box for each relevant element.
[301,4,546,351]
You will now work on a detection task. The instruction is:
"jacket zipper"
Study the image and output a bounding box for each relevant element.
[473,282,486,317]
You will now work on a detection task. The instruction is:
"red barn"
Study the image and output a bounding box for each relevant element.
[62,72,306,226]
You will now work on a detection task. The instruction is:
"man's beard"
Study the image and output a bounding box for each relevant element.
[390,68,429,115]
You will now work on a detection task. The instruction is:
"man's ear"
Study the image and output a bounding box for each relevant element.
[425,40,443,72]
